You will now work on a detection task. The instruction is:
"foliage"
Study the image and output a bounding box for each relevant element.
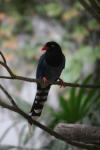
[0,0,100,150]
[49,75,100,127]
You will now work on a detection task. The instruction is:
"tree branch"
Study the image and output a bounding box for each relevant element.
[0,52,100,89]
[0,51,100,149]
[0,51,7,64]
[0,61,14,77]
[0,75,100,89]
[0,99,100,150]
[0,84,18,108]
[55,123,100,150]
[0,85,100,150]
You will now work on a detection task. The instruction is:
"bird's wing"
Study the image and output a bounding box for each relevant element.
[36,53,65,82]
[36,54,47,79]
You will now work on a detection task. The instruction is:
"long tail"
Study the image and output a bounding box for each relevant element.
[29,84,50,119]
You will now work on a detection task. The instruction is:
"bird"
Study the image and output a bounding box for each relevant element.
[29,41,65,120]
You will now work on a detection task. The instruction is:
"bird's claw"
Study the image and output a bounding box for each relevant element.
[43,77,48,84]
[41,77,49,87]
[58,78,65,88]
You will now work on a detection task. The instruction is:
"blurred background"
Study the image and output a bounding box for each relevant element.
[0,0,100,150]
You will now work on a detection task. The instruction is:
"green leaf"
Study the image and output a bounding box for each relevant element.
[80,89,99,118]
[69,87,76,110]
[76,75,92,113]
[68,87,79,120]
[59,96,70,115]
[59,96,79,123]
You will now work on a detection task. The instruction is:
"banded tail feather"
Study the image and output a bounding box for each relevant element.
[29,84,50,119]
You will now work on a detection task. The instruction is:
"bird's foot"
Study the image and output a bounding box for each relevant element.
[58,78,65,88]
[41,77,49,87]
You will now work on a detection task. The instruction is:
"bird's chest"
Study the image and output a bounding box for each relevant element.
[44,62,61,81]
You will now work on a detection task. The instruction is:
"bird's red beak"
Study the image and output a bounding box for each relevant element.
[41,45,48,51]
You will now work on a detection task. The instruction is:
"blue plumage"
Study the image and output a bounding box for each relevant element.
[29,41,65,119]
[36,53,65,82]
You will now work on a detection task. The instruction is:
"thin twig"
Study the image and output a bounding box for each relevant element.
[0,51,7,64]
[0,61,14,77]
[0,51,100,89]
[0,84,18,108]
[0,75,100,89]
[0,75,38,83]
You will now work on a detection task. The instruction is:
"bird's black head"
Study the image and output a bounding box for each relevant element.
[41,41,61,52]
[42,41,64,67]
